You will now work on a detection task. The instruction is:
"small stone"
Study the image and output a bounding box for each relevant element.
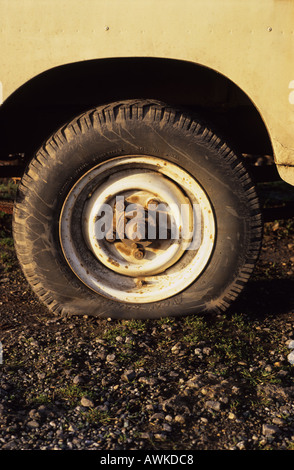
[162,423,172,432]
[203,347,212,355]
[171,348,180,355]
[2,440,18,450]
[287,351,294,365]
[73,374,84,384]
[272,417,285,426]
[138,377,157,386]
[165,415,173,422]
[121,369,136,382]
[236,441,246,450]
[205,400,221,411]
[106,353,116,362]
[150,413,165,421]
[169,371,179,377]
[27,420,39,429]
[174,414,185,424]
[220,396,229,404]
[277,369,288,377]
[194,348,202,356]
[186,376,202,388]
[80,397,94,408]
[29,409,41,420]
[56,428,64,438]
[140,432,152,440]
[272,221,279,231]
[146,404,155,411]
[228,412,236,420]
[262,423,280,436]
[287,340,294,349]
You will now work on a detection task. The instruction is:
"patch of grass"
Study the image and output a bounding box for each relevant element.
[240,368,281,388]
[102,322,129,345]
[183,315,210,344]
[123,319,147,332]
[29,393,52,406]
[56,384,85,406]
[0,179,18,200]
[102,319,147,345]
[0,248,16,271]
[0,201,17,272]
[182,313,275,379]
[82,408,113,425]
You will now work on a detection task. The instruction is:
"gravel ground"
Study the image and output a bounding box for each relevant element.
[0,179,294,452]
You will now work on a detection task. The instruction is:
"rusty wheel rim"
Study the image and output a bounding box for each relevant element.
[59,156,215,303]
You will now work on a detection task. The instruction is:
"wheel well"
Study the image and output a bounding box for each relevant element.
[0,57,273,167]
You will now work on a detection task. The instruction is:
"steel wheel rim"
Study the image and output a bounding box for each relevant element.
[59,156,215,303]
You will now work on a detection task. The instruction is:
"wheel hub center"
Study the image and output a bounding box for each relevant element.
[107,195,170,262]
[82,169,194,277]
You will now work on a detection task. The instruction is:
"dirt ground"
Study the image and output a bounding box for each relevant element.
[0,178,294,452]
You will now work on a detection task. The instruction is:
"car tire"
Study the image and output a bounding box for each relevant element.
[12,99,262,319]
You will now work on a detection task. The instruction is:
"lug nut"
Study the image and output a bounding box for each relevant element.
[133,249,144,260]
